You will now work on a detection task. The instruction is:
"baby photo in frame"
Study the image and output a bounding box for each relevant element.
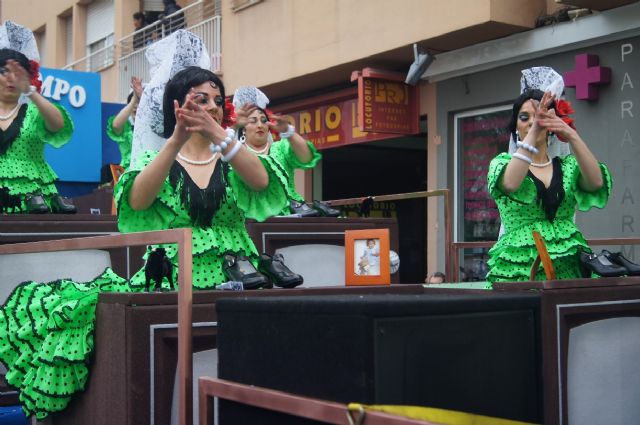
[345,228,390,286]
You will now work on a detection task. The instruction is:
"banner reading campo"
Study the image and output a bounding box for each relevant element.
[40,67,102,183]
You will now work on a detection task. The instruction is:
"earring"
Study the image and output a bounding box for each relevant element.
[515,130,521,141]
[239,133,246,144]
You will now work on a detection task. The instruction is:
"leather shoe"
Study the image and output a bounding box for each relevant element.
[602,250,640,276]
[580,251,627,277]
[51,194,77,214]
[289,200,319,217]
[222,252,270,290]
[312,200,340,217]
[25,193,49,214]
[258,253,303,288]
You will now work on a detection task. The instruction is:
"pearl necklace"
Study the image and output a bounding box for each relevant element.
[177,152,218,166]
[0,103,20,121]
[246,143,270,155]
[530,157,553,168]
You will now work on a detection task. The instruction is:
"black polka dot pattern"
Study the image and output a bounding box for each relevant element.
[0,103,73,212]
[486,153,612,285]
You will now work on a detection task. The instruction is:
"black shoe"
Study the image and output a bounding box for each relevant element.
[289,200,319,217]
[580,251,627,277]
[222,252,270,290]
[25,193,49,214]
[51,194,77,214]
[258,253,303,289]
[312,200,340,217]
[602,250,640,276]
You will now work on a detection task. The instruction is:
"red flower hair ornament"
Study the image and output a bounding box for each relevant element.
[29,60,42,93]
[221,98,236,129]
[553,99,576,143]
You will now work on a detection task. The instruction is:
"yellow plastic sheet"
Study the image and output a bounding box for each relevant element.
[347,403,538,425]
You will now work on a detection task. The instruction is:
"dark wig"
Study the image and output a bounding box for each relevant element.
[508,89,557,136]
[0,48,31,74]
[162,66,225,138]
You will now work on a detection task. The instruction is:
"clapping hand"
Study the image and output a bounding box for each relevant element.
[0,59,31,95]
[537,102,577,143]
[234,103,259,130]
[267,113,291,134]
[131,77,143,102]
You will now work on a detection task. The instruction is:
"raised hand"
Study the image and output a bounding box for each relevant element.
[267,113,292,134]
[537,107,577,143]
[2,60,31,94]
[234,103,259,130]
[171,99,192,148]
[176,90,225,141]
[131,76,143,102]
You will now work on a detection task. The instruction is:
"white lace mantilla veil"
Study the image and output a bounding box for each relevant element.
[508,66,571,159]
[0,20,40,105]
[130,30,211,167]
[497,66,572,239]
[232,86,270,110]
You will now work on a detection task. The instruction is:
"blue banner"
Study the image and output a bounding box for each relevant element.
[40,67,102,183]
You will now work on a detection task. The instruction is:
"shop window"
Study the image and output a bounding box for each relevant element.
[454,106,511,280]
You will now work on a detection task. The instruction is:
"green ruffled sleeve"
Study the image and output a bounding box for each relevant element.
[106,116,133,167]
[227,155,289,222]
[487,153,537,204]
[563,155,612,211]
[114,151,179,233]
[272,139,322,170]
[36,103,74,148]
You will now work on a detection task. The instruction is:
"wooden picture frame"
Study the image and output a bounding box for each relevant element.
[345,228,390,286]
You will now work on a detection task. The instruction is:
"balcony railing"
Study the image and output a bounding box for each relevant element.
[62,41,115,73]
[117,0,221,101]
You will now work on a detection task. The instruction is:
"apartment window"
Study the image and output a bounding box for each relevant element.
[34,28,46,65]
[86,0,115,71]
[232,0,263,12]
[65,16,73,66]
[87,34,114,72]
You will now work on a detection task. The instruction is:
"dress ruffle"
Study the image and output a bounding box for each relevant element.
[229,155,289,221]
[0,269,130,419]
[264,139,322,214]
[106,116,133,168]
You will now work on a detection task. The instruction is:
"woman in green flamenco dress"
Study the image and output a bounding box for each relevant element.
[0,46,75,213]
[0,31,288,419]
[486,67,611,285]
[232,86,325,217]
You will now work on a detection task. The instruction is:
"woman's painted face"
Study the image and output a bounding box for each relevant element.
[516,99,546,144]
[244,109,269,146]
[188,81,224,124]
[0,63,22,100]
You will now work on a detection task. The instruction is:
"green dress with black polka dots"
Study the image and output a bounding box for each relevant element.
[486,153,611,285]
[116,150,289,288]
[0,102,73,212]
[106,115,132,168]
[257,138,322,216]
[0,150,288,419]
